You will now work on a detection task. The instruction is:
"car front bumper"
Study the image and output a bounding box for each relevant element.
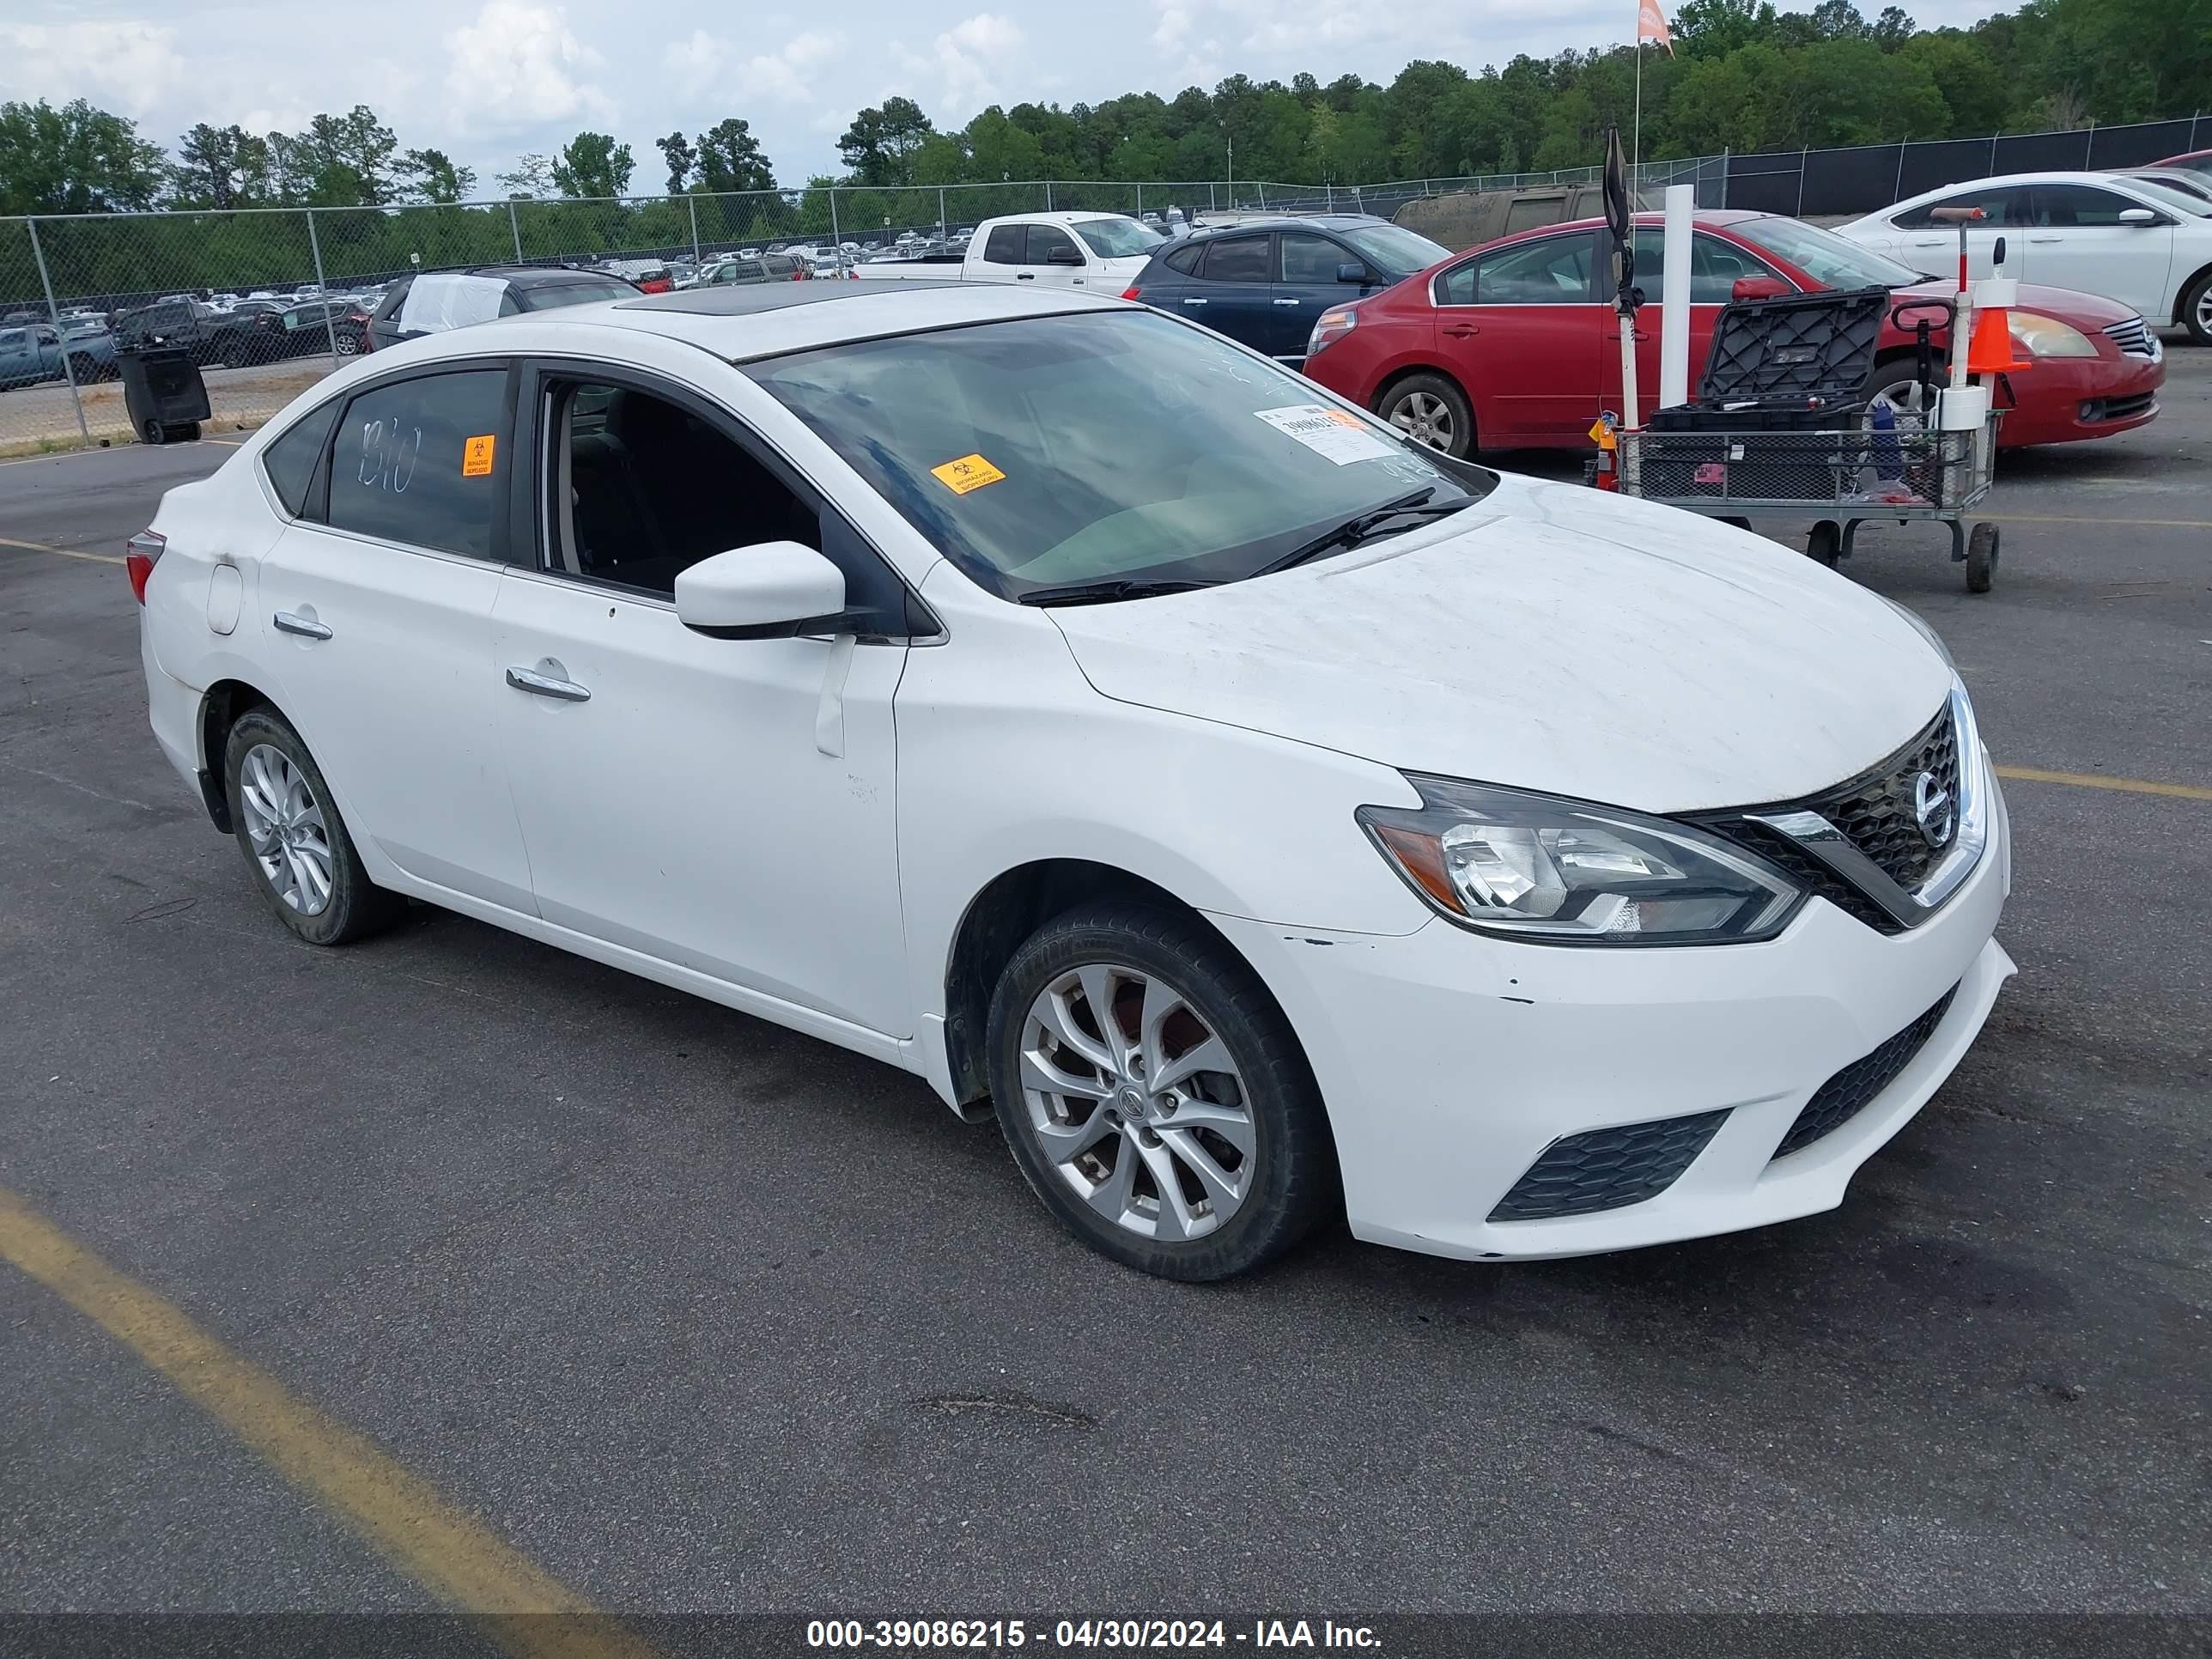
[1210,768,2013,1262]
[1996,348,2163,447]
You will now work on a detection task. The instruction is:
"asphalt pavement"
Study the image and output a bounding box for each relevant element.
[1,359,2207,1624]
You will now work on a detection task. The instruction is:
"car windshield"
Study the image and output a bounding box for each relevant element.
[1341,222,1452,273]
[746,309,1493,601]
[1071,217,1166,258]
[1733,216,1923,288]
[2126,179,2212,217]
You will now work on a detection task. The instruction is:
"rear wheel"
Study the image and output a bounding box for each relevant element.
[2180,269,2212,348]
[1375,373,1474,458]
[222,708,404,946]
[1966,521,1999,593]
[987,902,1334,1280]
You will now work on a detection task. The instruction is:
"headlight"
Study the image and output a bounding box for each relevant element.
[1357,778,1805,945]
[2007,313,2099,358]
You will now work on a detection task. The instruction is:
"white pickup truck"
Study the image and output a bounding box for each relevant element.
[848,211,1166,295]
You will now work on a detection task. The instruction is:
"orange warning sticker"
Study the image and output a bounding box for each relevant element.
[462,434,496,477]
[930,453,1006,495]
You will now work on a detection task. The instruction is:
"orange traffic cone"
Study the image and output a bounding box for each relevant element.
[1966,304,2021,374]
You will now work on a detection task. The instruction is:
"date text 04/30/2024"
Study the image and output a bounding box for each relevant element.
[805,1620,1384,1649]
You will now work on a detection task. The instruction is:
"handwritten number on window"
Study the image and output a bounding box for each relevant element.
[354,418,422,494]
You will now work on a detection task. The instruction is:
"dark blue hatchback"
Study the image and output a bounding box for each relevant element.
[1121,215,1452,366]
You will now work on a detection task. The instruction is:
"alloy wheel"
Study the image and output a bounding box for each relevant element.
[2196,285,2212,338]
[1018,963,1255,1243]
[238,744,335,916]
[1389,391,1454,451]
[1873,374,1936,422]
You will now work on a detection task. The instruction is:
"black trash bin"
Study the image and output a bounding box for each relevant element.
[119,346,211,445]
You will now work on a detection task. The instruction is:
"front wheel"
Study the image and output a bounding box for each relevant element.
[223,708,404,945]
[987,903,1335,1280]
[2180,269,2212,348]
[1375,373,1474,458]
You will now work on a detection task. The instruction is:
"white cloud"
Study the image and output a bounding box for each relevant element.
[442,2,611,132]
[668,28,843,104]
[0,22,186,117]
[921,13,1024,112]
[1151,5,1190,52]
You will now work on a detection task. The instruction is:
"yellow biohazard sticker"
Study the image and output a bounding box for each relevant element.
[462,434,496,477]
[930,453,1006,495]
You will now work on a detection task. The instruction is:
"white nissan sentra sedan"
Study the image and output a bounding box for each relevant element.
[131,281,2014,1279]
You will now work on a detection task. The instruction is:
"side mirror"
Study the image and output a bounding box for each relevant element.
[1730,274,1794,301]
[2118,207,2157,226]
[1336,262,1371,284]
[1047,245,1085,266]
[674,543,847,640]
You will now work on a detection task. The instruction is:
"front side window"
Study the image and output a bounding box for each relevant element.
[1279,234,1348,285]
[1628,230,1789,302]
[1198,235,1272,283]
[1024,226,1081,267]
[1894,185,2031,228]
[326,369,508,558]
[745,309,1493,602]
[1732,216,1922,289]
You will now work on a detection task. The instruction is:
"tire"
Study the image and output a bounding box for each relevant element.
[222,708,404,946]
[1869,352,1944,422]
[1807,520,1842,568]
[221,345,246,371]
[1374,372,1474,458]
[1966,521,1998,593]
[66,354,95,385]
[986,902,1335,1280]
[2180,268,2212,348]
[335,332,359,357]
[140,416,166,446]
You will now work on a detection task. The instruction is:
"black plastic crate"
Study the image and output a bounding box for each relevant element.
[1649,397,1865,433]
[1696,285,1891,405]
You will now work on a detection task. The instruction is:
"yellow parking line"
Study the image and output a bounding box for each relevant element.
[1985,514,2212,530]
[0,534,125,566]
[0,1186,653,1659]
[1996,765,2212,802]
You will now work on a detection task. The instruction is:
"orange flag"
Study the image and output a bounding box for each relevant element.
[1638,0,1674,52]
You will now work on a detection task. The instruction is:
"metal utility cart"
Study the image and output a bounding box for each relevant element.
[1616,294,2004,593]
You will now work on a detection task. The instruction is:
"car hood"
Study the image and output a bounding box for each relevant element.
[1899,276,2139,326]
[1047,472,1954,814]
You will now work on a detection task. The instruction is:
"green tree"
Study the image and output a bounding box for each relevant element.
[552,131,635,198]
[394,148,476,204]
[496,154,555,198]
[0,99,165,214]
[655,131,697,194]
[697,118,775,193]
[837,97,935,185]
[292,106,398,205]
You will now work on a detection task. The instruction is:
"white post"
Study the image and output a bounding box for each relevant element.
[1632,43,1644,184]
[1658,183,1694,410]
[305,208,340,371]
[507,198,523,261]
[687,194,701,263]
[26,217,92,449]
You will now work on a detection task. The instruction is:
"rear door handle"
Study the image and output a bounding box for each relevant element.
[1016,272,1036,281]
[1182,297,1207,306]
[1273,297,1301,307]
[506,665,591,702]
[2028,235,2062,244]
[272,611,331,641]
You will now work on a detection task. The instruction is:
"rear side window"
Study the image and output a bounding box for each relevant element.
[1199,236,1271,283]
[514,279,635,312]
[983,225,1024,264]
[327,369,509,558]
[374,280,411,322]
[1164,243,1203,276]
[261,398,342,518]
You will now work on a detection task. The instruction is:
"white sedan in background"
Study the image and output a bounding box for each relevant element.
[1836,170,2212,343]
[130,283,2011,1279]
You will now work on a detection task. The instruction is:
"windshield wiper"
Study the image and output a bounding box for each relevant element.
[1253,489,1471,577]
[1014,577,1215,608]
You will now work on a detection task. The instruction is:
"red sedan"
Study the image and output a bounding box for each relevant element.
[1302,210,2164,456]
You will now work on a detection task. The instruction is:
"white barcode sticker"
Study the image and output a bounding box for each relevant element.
[1254,404,1396,465]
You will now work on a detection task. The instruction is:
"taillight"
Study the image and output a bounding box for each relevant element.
[1121,286,1143,301]
[1306,304,1359,359]
[125,529,165,604]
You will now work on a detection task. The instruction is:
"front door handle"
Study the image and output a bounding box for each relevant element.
[1182,296,1207,306]
[1444,324,1479,337]
[2027,235,2062,244]
[506,665,591,702]
[1273,296,1301,307]
[273,611,331,641]
[1016,272,1036,281]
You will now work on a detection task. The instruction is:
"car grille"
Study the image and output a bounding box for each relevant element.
[1771,985,1959,1159]
[2102,316,2155,357]
[1488,1109,1730,1222]
[1691,702,1960,934]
